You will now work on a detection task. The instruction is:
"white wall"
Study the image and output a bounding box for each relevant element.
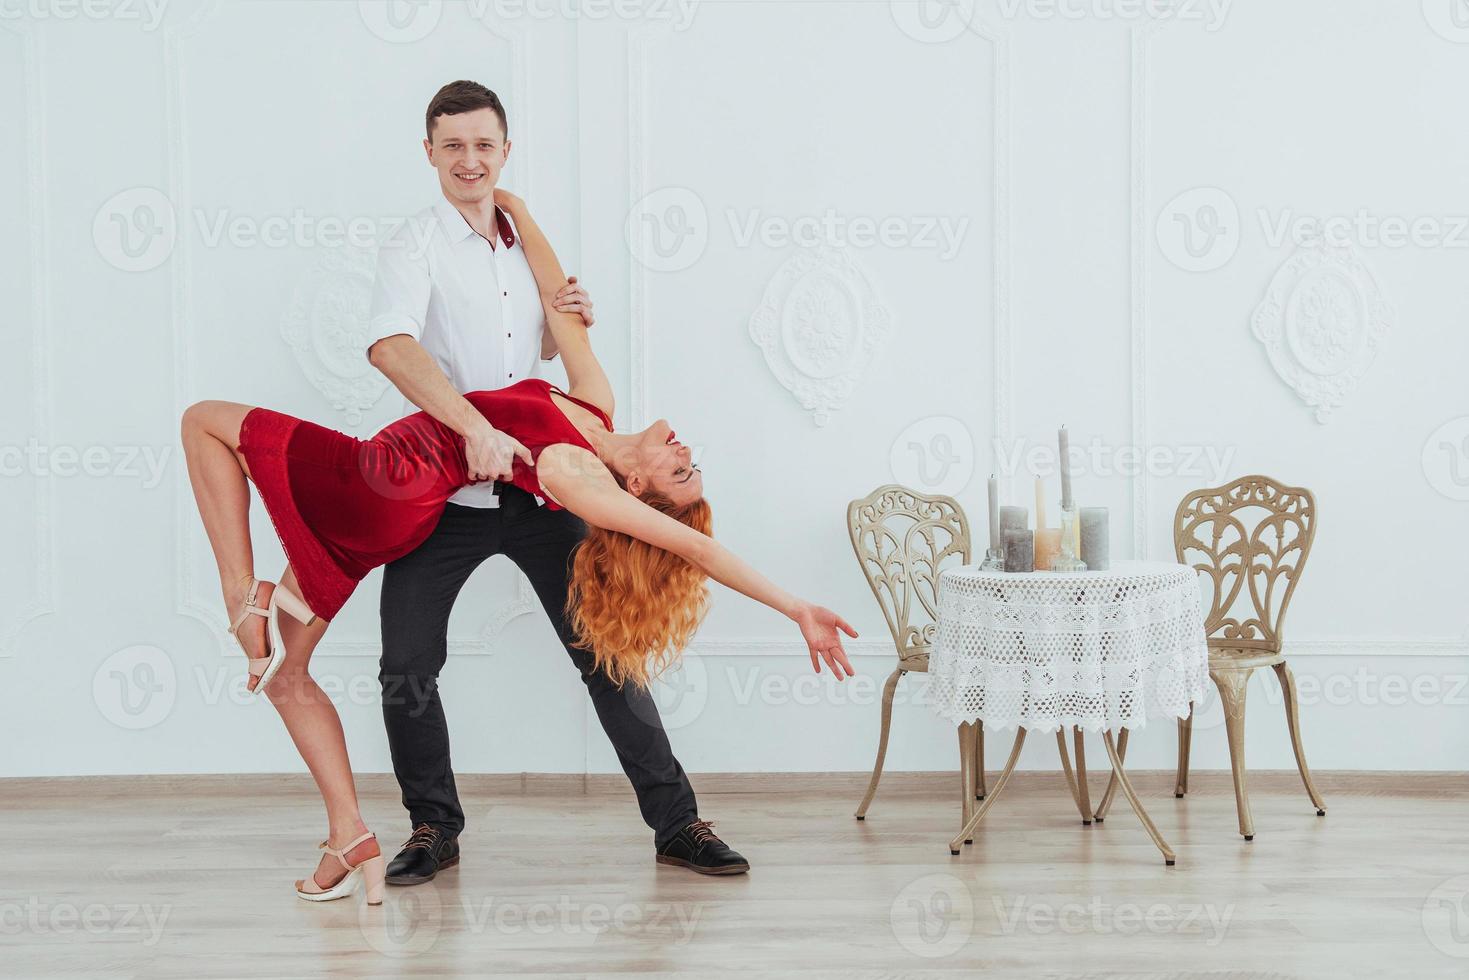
[2,0,1465,779]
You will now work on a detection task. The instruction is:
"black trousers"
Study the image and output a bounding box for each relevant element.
[378,486,699,851]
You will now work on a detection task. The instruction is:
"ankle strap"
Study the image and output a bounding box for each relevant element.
[227,578,268,635]
[317,831,377,872]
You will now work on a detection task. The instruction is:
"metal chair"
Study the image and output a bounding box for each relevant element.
[1171,474,1328,840]
[846,485,983,827]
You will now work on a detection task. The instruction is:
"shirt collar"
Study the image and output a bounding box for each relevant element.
[433,197,516,249]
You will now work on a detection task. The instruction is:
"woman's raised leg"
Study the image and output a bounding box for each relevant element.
[180,399,276,689]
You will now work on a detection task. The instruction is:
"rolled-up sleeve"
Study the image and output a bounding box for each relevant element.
[367,224,431,353]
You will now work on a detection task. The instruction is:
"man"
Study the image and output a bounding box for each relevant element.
[365,80,747,881]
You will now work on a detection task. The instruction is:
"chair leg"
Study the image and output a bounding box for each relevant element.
[957,721,975,841]
[1101,731,1176,866]
[1273,661,1327,816]
[949,729,1026,854]
[855,668,903,820]
[1213,667,1255,841]
[1072,726,1093,825]
[1175,704,1193,798]
[973,722,986,800]
[1093,728,1128,822]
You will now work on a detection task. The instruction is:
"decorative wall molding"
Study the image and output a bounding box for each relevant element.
[1130,21,1460,661]
[627,15,1012,651]
[279,244,390,426]
[0,20,58,657]
[168,0,536,658]
[747,246,893,426]
[1249,241,1394,424]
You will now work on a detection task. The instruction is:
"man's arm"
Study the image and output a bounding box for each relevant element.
[367,230,530,482]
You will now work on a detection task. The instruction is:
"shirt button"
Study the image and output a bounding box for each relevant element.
[503,291,508,297]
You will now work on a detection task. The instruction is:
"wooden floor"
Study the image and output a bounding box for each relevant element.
[2,770,1465,978]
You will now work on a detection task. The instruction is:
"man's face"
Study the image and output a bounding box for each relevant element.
[423,108,510,207]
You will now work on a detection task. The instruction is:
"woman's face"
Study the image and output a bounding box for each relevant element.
[626,419,702,506]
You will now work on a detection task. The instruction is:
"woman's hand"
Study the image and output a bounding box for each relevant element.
[793,603,859,680]
[493,186,525,214]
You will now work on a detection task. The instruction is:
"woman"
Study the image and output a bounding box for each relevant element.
[180,187,859,904]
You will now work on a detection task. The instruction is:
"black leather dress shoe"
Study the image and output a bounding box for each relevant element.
[385,824,460,886]
[655,819,750,875]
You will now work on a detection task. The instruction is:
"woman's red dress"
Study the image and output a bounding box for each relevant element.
[236,378,611,621]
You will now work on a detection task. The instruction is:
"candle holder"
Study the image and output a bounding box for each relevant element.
[1050,506,1088,572]
[980,547,1006,572]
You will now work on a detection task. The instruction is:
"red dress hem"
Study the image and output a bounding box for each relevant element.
[237,408,356,622]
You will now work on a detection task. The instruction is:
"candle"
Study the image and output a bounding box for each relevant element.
[1080,507,1110,571]
[1003,529,1034,572]
[1034,528,1062,572]
[987,474,1000,553]
[999,505,1028,539]
[1034,476,1046,531]
[1058,425,1073,512]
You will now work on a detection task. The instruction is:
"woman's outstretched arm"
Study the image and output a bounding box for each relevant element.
[495,189,614,418]
[540,453,859,679]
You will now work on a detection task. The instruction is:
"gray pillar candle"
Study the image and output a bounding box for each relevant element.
[987,475,1001,552]
[1003,529,1034,572]
[999,505,1028,541]
[1080,507,1110,571]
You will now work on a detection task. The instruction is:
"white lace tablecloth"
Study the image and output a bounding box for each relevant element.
[928,560,1210,733]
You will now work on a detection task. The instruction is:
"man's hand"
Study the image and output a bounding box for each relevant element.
[793,602,859,681]
[553,275,595,328]
[464,417,533,484]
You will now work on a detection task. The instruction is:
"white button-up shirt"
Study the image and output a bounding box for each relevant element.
[367,197,547,508]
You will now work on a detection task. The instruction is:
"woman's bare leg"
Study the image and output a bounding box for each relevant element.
[180,400,272,685]
[267,566,375,886]
[181,401,374,883]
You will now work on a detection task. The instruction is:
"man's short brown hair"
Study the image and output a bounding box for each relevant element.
[425,80,507,141]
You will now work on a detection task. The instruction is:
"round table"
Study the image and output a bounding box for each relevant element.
[928,559,1210,864]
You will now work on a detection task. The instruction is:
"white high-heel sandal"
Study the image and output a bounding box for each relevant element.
[295,831,387,904]
[227,577,318,696]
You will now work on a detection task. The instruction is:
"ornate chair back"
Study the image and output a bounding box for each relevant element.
[847,485,972,669]
[1172,475,1317,655]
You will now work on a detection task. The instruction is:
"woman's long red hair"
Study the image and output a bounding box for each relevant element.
[566,490,713,689]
